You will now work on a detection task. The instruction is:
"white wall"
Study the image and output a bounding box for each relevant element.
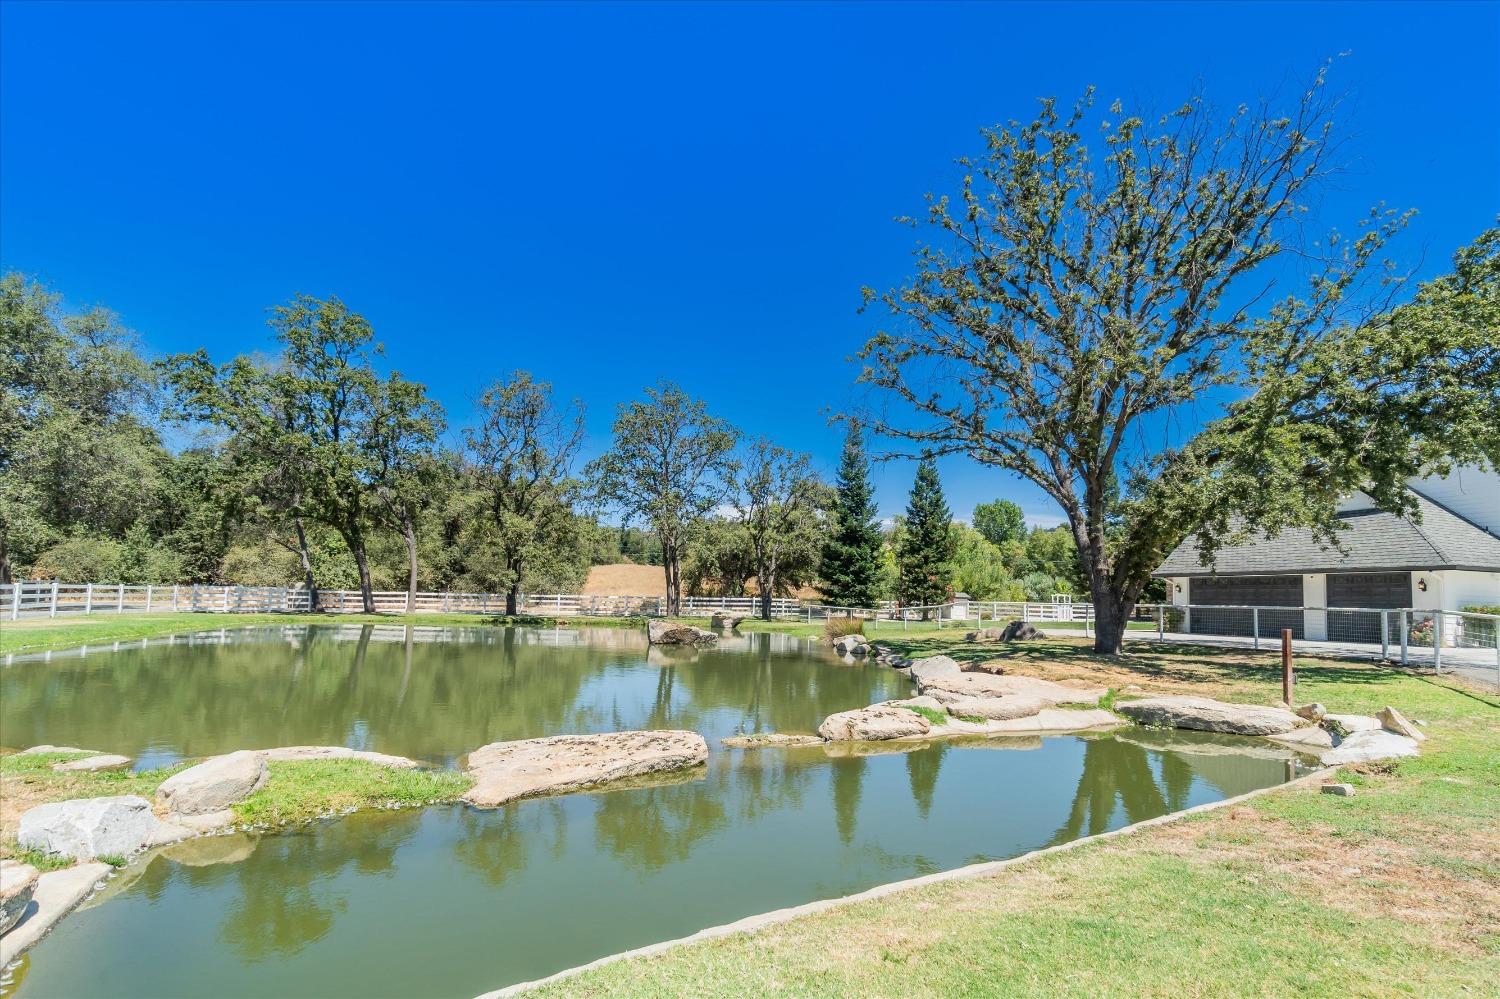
[1413,465,1500,534]
[1433,569,1500,611]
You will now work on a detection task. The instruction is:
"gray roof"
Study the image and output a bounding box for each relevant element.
[1155,489,1500,577]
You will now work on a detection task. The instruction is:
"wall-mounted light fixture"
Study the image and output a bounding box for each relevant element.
[1175,584,1182,594]
[1416,578,1428,592]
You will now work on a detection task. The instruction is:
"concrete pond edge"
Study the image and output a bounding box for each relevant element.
[475,764,1340,998]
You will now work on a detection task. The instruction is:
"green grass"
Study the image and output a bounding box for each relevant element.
[524,643,1500,997]
[231,760,473,826]
[900,704,948,726]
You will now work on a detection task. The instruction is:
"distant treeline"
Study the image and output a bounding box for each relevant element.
[1,276,1089,615]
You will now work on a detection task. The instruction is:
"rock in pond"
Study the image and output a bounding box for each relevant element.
[940,693,1051,721]
[52,754,132,773]
[262,746,421,768]
[918,672,1107,707]
[1377,706,1426,743]
[156,750,268,816]
[1,859,39,935]
[818,704,932,742]
[1295,702,1327,722]
[709,611,749,631]
[18,795,171,861]
[646,620,718,646]
[908,654,965,684]
[16,745,102,756]
[463,730,709,807]
[1116,696,1304,736]
[832,634,871,656]
[720,733,826,749]
[1320,729,1421,766]
[974,708,1120,734]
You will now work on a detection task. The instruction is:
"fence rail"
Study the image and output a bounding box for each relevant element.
[0,582,804,621]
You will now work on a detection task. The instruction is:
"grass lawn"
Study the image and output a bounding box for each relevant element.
[0,610,673,656]
[523,637,1500,997]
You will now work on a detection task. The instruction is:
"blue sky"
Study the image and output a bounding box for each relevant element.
[3,1,1497,527]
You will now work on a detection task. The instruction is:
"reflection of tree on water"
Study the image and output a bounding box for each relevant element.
[905,743,947,819]
[215,809,423,961]
[452,800,567,887]
[831,756,865,845]
[1047,737,1193,846]
[592,773,727,871]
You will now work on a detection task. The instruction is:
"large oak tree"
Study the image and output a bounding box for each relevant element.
[856,73,1499,653]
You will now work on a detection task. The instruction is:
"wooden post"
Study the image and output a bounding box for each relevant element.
[1281,628,1294,706]
[50,580,59,618]
[116,583,125,612]
[145,584,153,613]
[9,582,19,621]
[84,583,94,614]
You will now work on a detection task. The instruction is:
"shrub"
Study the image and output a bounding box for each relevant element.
[824,615,866,639]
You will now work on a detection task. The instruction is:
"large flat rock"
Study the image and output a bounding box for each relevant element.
[52,754,132,773]
[262,746,420,768]
[969,708,1121,734]
[818,704,932,742]
[463,731,709,808]
[156,750,268,816]
[1116,696,1304,736]
[1321,729,1421,766]
[940,693,1051,721]
[17,795,172,861]
[918,673,1107,707]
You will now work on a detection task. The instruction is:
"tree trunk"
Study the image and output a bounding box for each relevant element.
[402,510,419,610]
[1091,587,1131,655]
[757,553,776,621]
[293,514,320,611]
[0,529,11,585]
[506,583,519,616]
[346,523,376,614]
[663,543,681,617]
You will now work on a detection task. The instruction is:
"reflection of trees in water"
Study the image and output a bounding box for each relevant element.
[451,800,567,888]
[905,743,947,819]
[592,773,727,871]
[214,810,423,962]
[1048,738,1192,846]
[831,756,865,845]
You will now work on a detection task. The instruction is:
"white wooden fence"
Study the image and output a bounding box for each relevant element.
[0,581,803,620]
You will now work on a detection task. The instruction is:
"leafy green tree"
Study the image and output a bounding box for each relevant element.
[948,522,1024,601]
[587,382,738,616]
[465,372,585,615]
[681,517,754,597]
[368,373,447,604]
[896,458,954,611]
[819,427,885,608]
[732,439,825,619]
[1,272,168,582]
[856,73,1498,652]
[972,499,1025,546]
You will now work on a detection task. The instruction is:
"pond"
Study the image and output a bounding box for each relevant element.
[3,625,1306,998]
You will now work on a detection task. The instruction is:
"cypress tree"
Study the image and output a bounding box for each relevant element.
[897,457,954,610]
[819,427,884,608]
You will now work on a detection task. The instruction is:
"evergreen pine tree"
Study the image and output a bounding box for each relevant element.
[819,427,884,607]
[897,457,954,610]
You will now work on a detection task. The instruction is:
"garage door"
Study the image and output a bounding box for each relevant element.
[1327,571,1411,643]
[1188,575,1304,639]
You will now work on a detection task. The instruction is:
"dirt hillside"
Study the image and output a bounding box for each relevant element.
[582,563,667,596]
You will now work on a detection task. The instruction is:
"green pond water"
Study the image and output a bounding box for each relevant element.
[2,625,1306,998]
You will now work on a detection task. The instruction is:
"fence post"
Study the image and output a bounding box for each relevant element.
[1252,607,1260,651]
[146,584,153,613]
[116,583,124,613]
[172,584,179,611]
[1157,605,1164,640]
[85,583,94,615]
[9,582,18,621]
[1400,609,1409,666]
[1434,611,1444,673]
[1281,629,1294,705]
[50,580,59,618]
[1380,611,1389,660]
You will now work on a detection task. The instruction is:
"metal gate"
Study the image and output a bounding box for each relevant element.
[1188,575,1304,638]
[1327,571,1412,643]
